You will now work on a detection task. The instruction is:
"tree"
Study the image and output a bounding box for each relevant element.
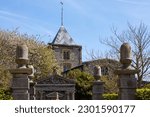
[101,23,150,88]
[0,29,60,90]
[101,76,119,93]
[67,68,119,99]
[67,69,94,100]
[0,89,12,100]
[0,65,11,90]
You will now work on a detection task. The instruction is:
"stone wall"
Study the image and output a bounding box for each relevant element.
[51,44,82,72]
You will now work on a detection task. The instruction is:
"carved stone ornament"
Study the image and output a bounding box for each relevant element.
[120,43,132,69]
[94,65,101,81]
[16,44,29,68]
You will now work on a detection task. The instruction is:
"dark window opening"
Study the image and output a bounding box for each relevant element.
[63,51,70,60]
[101,66,109,75]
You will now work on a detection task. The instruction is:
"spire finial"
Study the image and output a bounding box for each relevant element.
[60,1,63,26]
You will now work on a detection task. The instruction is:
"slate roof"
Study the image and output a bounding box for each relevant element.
[51,26,77,45]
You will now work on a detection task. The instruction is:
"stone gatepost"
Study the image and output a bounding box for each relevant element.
[92,65,104,100]
[115,43,138,100]
[28,65,35,100]
[10,44,32,100]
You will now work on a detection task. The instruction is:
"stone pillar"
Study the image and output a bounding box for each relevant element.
[92,65,104,100]
[10,44,32,100]
[28,65,35,100]
[40,91,44,100]
[66,92,70,100]
[71,92,75,100]
[115,43,138,100]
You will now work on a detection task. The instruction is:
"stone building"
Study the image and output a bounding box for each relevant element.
[63,58,120,77]
[82,59,120,76]
[48,26,120,77]
[49,25,82,72]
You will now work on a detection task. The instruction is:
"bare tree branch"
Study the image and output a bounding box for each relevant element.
[100,22,150,87]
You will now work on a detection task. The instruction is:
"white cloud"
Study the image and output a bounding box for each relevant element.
[0,10,28,20]
[0,9,53,41]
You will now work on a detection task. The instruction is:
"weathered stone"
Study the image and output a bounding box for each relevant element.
[92,66,104,100]
[16,44,29,68]
[10,68,32,75]
[120,43,132,69]
[118,74,137,100]
[93,65,101,81]
[34,75,75,100]
[92,81,104,100]
[11,73,30,100]
[27,65,35,79]
[12,93,29,100]
[10,44,31,100]
[12,75,29,88]
[16,44,28,60]
[114,69,138,75]
[115,43,137,100]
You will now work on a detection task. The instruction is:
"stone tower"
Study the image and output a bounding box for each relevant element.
[49,26,82,72]
[49,3,82,72]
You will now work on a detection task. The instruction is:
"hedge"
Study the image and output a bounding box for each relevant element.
[103,93,118,100]
[103,88,150,100]
[136,88,150,100]
[0,89,12,100]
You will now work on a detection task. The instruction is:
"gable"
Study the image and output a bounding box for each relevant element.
[36,75,75,84]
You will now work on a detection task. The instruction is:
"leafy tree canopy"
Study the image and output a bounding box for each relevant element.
[0,29,60,90]
[67,69,94,99]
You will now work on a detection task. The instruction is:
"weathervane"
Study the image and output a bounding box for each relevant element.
[60,1,64,26]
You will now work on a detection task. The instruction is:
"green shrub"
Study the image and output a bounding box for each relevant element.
[0,89,12,100]
[103,93,118,100]
[143,84,150,89]
[136,88,150,100]
[103,89,150,100]
[67,69,94,100]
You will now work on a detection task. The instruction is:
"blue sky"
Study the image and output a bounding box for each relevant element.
[0,0,150,61]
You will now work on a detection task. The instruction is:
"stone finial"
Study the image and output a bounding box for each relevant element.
[120,43,132,69]
[16,44,29,68]
[94,65,101,81]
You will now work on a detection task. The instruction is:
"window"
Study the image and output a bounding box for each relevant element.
[101,66,109,75]
[63,51,70,60]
